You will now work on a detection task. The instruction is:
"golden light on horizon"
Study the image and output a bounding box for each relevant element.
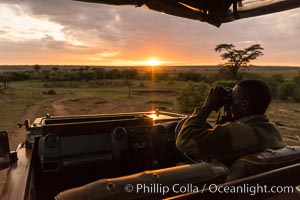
[143,58,161,67]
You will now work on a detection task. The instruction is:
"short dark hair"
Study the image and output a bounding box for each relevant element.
[236,80,271,114]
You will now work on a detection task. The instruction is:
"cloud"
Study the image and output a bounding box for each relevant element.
[98,52,120,58]
[0,5,64,41]
[0,0,300,66]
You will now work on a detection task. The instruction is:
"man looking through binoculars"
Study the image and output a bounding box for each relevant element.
[176,80,284,163]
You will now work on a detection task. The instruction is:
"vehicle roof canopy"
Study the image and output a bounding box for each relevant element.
[75,0,300,26]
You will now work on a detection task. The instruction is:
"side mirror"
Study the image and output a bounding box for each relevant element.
[0,131,11,170]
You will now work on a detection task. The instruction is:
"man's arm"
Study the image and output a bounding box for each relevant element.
[176,107,232,158]
[176,86,233,159]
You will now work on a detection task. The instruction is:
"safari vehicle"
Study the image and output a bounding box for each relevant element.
[1,0,300,200]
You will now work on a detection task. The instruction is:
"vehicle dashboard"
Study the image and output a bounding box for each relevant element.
[30,111,186,199]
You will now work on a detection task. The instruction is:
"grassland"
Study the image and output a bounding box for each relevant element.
[0,73,300,150]
[0,65,300,148]
[0,67,300,194]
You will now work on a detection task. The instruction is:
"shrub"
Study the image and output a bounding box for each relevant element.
[277,82,297,100]
[177,82,209,114]
[265,74,285,98]
[265,81,278,99]
[47,89,57,95]
[271,74,285,83]
[176,72,208,82]
[292,71,300,85]
[293,87,300,102]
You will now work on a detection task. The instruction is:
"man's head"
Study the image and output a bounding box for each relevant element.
[230,80,271,120]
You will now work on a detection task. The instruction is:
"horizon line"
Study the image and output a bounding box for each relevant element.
[0,64,300,68]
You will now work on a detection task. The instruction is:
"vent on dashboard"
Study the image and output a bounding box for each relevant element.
[44,133,59,148]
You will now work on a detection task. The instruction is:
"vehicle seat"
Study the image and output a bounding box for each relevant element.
[168,163,300,200]
[227,146,300,181]
[55,161,228,200]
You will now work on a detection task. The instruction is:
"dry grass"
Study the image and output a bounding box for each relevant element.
[0,79,299,150]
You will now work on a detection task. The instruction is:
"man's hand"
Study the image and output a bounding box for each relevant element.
[202,86,227,113]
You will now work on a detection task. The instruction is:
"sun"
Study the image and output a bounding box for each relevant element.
[143,58,161,67]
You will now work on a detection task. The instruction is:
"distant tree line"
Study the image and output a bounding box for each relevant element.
[0,67,216,83]
[1,65,300,105]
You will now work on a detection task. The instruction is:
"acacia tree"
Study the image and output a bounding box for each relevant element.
[122,69,137,98]
[215,44,264,79]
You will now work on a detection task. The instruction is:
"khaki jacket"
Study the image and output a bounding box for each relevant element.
[176,107,284,161]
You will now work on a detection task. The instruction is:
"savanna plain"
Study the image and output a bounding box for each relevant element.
[1,66,300,190]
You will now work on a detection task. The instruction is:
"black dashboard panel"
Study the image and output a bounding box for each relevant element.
[32,112,186,199]
[39,114,155,172]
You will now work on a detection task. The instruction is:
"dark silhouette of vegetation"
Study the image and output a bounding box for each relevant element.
[33,64,41,72]
[278,82,297,100]
[43,89,57,95]
[274,72,300,102]
[265,74,285,98]
[121,69,138,98]
[124,79,133,98]
[0,71,30,89]
[215,44,264,79]
[0,75,9,89]
[176,72,207,82]
[293,71,300,85]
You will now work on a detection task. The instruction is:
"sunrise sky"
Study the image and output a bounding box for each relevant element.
[0,0,300,66]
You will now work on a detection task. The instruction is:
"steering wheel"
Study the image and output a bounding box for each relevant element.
[174,117,198,163]
[174,117,188,140]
